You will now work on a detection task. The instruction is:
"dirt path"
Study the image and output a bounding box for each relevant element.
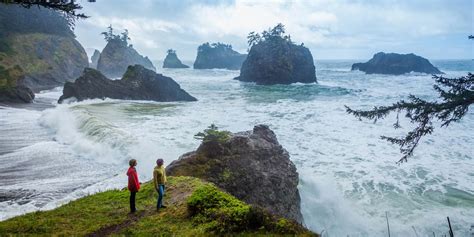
[86,210,149,237]
[86,181,195,236]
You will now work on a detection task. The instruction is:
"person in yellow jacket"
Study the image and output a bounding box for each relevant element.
[153,158,167,210]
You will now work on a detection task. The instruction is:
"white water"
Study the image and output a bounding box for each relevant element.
[0,60,473,236]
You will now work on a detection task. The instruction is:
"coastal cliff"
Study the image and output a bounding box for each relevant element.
[0,4,88,103]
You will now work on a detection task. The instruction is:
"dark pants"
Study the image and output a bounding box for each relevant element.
[157,185,165,209]
[130,191,136,212]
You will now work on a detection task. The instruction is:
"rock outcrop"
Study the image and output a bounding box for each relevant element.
[97,39,156,78]
[0,4,88,103]
[167,125,303,223]
[0,65,35,103]
[90,49,101,69]
[235,25,316,85]
[163,49,189,68]
[193,42,246,70]
[351,52,443,75]
[58,65,197,103]
[0,86,34,103]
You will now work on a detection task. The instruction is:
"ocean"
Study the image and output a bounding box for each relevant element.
[0,60,473,236]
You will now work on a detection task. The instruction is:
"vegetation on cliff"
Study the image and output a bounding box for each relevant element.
[0,176,316,236]
[0,4,88,102]
[0,65,34,102]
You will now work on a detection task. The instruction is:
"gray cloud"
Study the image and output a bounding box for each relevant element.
[74,0,473,61]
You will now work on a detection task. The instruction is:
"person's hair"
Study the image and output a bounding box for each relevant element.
[156,158,164,166]
[129,159,137,167]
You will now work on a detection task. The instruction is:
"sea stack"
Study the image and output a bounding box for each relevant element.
[97,26,156,78]
[351,52,443,75]
[167,124,303,223]
[58,65,196,103]
[163,49,189,68]
[90,49,101,69]
[193,42,247,70]
[235,24,316,85]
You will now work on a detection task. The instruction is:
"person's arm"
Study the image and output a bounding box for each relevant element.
[133,170,140,190]
[163,167,167,184]
[153,169,158,189]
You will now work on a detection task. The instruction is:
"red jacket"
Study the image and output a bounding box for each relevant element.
[127,167,140,192]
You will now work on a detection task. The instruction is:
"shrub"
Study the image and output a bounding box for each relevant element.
[187,184,251,233]
[194,124,231,143]
[186,184,311,235]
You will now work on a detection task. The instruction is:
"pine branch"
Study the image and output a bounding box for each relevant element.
[346,73,474,163]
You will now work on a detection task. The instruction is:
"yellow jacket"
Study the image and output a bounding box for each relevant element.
[153,165,167,188]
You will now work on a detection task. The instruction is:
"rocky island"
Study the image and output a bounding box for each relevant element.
[58,65,196,103]
[167,124,303,223]
[351,52,443,75]
[235,24,317,85]
[89,49,101,69]
[97,26,156,78]
[0,4,88,103]
[193,42,247,70]
[163,49,189,68]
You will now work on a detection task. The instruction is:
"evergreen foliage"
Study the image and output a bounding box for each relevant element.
[197,42,233,53]
[101,25,130,45]
[247,23,292,49]
[0,0,90,27]
[194,124,231,143]
[346,73,474,163]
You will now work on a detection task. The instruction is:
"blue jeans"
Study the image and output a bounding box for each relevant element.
[157,185,165,208]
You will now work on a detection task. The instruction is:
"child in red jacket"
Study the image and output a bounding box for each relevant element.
[127,159,140,213]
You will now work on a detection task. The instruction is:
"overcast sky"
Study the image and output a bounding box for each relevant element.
[74,0,473,61]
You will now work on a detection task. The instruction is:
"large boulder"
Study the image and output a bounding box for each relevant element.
[58,65,196,103]
[166,125,303,223]
[193,42,247,70]
[351,52,443,75]
[0,4,89,97]
[163,49,189,68]
[0,65,34,103]
[235,32,316,85]
[90,49,101,69]
[97,39,156,78]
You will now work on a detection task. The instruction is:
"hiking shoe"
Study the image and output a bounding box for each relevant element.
[161,205,167,208]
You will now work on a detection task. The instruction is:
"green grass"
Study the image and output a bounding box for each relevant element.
[0,176,317,236]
